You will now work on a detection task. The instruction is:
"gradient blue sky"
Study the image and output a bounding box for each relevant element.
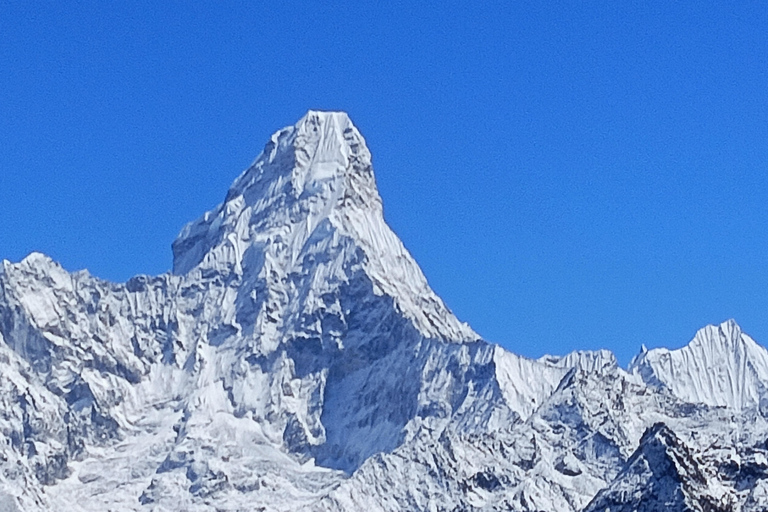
[2,2,767,365]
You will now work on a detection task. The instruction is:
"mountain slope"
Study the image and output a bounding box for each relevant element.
[631,319,768,411]
[583,423,732,512]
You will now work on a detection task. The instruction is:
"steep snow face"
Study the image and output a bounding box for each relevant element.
[492,347,618,421]
[171,110,476,343]
[630,320,768,411]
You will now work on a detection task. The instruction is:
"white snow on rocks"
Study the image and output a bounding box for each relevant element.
[631,319,768,411]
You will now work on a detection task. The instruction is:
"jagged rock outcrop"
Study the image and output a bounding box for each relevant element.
[583,423,732,512]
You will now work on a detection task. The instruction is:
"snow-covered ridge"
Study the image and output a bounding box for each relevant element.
[630,319,768,411]
[493,347,618,421]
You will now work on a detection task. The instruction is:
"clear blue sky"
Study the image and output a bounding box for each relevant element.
[2,2,768,365]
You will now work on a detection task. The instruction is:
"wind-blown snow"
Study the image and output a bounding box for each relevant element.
[0,111,767,511]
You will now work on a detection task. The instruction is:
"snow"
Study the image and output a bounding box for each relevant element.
[630,319,768,411]
[0,111,767,511]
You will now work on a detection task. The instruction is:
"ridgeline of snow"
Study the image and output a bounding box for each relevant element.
[631,319,768,411]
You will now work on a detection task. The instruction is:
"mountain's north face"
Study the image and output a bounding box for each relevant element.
[1,111,768,511]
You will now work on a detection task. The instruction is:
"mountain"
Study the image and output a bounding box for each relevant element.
[630,319,768,411]
[582,423,731,512]
[1,111,768,511]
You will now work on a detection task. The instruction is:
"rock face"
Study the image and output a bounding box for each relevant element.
[583,423,731,512]
[1,111,768,511]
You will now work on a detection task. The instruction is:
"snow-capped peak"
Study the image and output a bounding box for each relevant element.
[171,110,377,276]
[630,319,768,411]
[227,110,378,210]
[170,110,475,342]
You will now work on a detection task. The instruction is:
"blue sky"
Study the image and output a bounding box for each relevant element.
[2,2,767,365]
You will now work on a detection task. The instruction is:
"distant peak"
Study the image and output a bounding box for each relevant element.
[539,349,618,373]
[293,111,357,159]
[15,252,61,273]
[2,252,72,288]
[290,110,374,200]
[630,320,747,365]
[21,252,53,264]
[630,319,768,410]
[689,319,743,348]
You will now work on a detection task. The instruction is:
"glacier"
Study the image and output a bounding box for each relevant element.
[1,111,767,511]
